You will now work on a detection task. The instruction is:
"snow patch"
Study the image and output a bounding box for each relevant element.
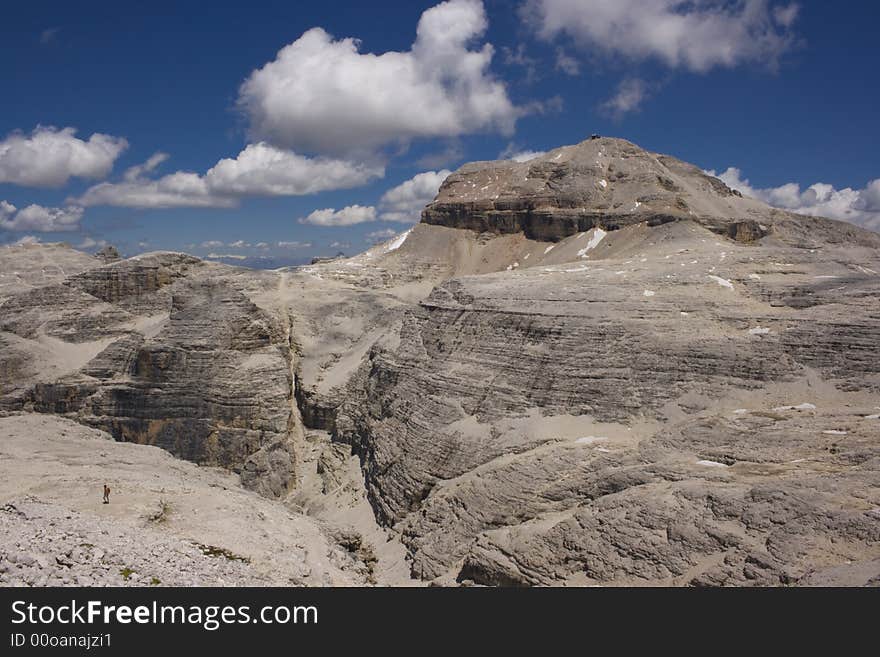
[822,430,847,435]
[643,290,655,297]
[575,436,608,445]
[773,403,816,412]
[599,179,607,189]
[708,275,734,289]
[749,327,771,335]
[544,244,555,254]
[696,460,730,468]
[385,229,412,253]
[576,228,607,258]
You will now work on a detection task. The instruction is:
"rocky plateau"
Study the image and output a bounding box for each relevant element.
[2,137,878,586]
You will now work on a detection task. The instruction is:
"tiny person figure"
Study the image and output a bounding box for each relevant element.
[103,484,111,504]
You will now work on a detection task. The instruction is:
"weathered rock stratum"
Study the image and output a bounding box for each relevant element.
[2,137,879,587]
[422,137,876,248]
[0,249,296,498]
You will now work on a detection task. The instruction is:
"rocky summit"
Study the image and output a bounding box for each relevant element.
[2,137,879,587]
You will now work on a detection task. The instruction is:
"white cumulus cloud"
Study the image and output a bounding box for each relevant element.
[555,48,580,75]
[0,200,84,232]
[205,253,247,260]
[123,152,169,181]
[601,78,650,118]
[378,170,451,222]
[707,167,880,231]
[299,169,452,227]
[524,0,800,73]
[299,205,378,227]
[75,143,383,208]
[366,228,399,243]
[237,0,520,156]
[500,144,546,162]
[76,237,108,250]
[11,235,42,246]
[77,171,222,209]
[0,200,15,222]
[205,143,382,196]
[0,126,128,187]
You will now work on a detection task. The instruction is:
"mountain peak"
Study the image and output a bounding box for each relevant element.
[421,137,821,244]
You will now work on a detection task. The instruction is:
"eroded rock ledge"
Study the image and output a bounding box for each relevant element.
[421,137,861,247]
[0,252,298,498]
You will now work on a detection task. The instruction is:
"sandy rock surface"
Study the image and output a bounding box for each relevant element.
[0,414,380,586]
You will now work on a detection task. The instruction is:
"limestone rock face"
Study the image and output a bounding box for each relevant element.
[0,249,298,497]
[66,252,201,314]
[422,137,879,250]
[335,218,880,583]
[0,414,374,586]
[337,215,880,584]
[326,138,880,586]
[3,137,880,587]
[72,280,294,485]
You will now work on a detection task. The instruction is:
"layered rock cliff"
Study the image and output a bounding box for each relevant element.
[0,250,298,498]
[336,218,880,582]
[3,137,879,586]
[422,137,876,249]
[330,138,880,585]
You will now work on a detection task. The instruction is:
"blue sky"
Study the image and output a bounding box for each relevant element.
[1,0,878,266]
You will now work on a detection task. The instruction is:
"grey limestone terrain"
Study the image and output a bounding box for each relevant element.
[1,137,878,586]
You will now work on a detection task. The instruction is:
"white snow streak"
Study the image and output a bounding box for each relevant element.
[577,228,607,258]
[708,275,734,289]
